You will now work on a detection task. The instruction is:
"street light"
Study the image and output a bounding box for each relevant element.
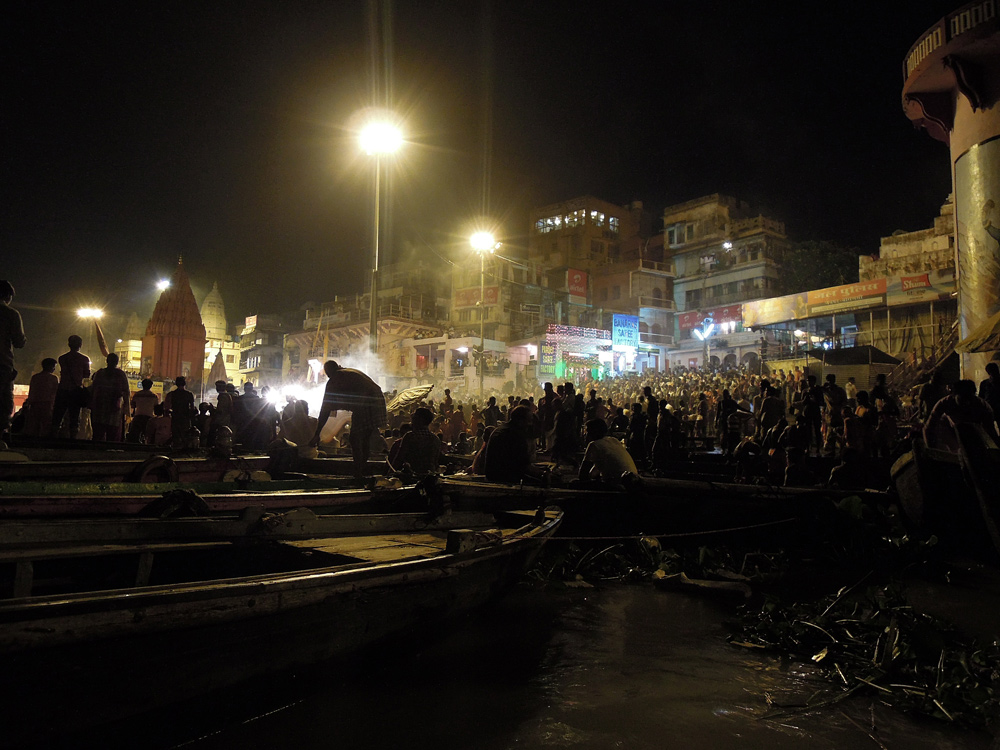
[360,120,403,365]
[470,231,500,398]
[156,279,171,291]
[76,307,107,360]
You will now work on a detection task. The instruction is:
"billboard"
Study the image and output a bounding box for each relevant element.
[454,286,500,308]
[539,341,557,375]
[885,267,955,306]
[612,314,639,350]
[806,279,887,316]
[567,268,588,301]
[678,304,743,331]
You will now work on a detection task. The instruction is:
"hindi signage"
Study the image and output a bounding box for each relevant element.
[454,286,500,308]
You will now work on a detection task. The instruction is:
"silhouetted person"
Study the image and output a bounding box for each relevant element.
[23,358,57,437]
[90,353,130,442]
[0,280,26,442]
[310,360,387,478]
[164,376,196,448]
[128,379,159,443]
[51,335,91,439]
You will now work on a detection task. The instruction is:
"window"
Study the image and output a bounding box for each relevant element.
[612,285,621,300]
[225,355,235,364]
[608,217,619,234]
[591,239,603,255]
[458,309,472,323]
[686,223,696,241]
[565,209,585,227]
[699,254,716,272]
[535,219,548,234]
[590,210,605,227]
[601,288,608,301]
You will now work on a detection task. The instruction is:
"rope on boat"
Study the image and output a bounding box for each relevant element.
[526,517,800,542]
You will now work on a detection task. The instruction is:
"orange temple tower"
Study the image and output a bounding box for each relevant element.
[141,258,208,389]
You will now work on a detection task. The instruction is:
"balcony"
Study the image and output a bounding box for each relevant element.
[634,296,676,311]
[640,331,674,347]
[634,259,675,276]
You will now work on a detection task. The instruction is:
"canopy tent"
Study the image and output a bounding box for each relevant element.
[385,384,434,414]
[956,309,1000,354]
[806,345,901,366]
[805,345,900,390]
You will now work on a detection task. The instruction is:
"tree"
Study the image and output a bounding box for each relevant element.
[779,241,861,295]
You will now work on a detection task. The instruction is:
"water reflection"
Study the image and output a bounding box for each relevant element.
[78,584,991,749]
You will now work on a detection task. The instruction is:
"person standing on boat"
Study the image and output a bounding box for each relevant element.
[310,360,386,478]
[90,353,131,442]
[127,379,159,443]
[164,376,196,448]
[50,335,91,439]
[23,358,58,437]
[0,280,26,444]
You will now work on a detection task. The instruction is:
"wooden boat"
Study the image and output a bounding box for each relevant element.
[0,476,423,518]
[0,450,275,483]
[431,474,885,540]
[0,506,562,743]
[892,422,1000,556]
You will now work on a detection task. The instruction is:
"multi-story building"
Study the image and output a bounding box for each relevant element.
[523,196,675,374]
[666,194,790,369]
[283,258,452,390]
[238,314,286,387]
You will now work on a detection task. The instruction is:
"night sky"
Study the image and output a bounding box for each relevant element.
[3,1,958,371]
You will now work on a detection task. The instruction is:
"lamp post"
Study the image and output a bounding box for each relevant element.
[692,321,715,371]
[470,231,499,399]
[76,307,106,364]
[359,121,403,366]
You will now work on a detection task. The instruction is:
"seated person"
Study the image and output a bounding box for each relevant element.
[387,407,442,476]
[484,405,534,483]
[579,418,637,484]
[143,403,172,446]
[827,448,868,491]
[783,447,815,487]
[470,425,495,475]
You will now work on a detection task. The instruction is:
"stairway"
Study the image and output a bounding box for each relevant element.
[886,322,960,396]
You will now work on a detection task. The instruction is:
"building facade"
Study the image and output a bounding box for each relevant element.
[666,194,790,369]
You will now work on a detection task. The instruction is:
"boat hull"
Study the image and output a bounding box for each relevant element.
[2,509,560,743]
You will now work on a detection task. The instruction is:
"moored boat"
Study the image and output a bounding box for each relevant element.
[433,474,884,539]
[1,506,562,743]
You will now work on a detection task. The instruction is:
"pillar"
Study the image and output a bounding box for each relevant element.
[903,3,1000,378]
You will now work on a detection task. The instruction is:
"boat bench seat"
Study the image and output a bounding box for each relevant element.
[1,541,233,599]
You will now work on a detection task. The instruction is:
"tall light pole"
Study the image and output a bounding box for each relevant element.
[359,121,402,366]
[76,308,106,362]
[470,231,499,399]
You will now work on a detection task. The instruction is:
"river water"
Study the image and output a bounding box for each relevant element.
[85,583,991,749]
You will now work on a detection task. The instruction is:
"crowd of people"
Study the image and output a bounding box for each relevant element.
[381,360,1000,491]
[3,277,998,494]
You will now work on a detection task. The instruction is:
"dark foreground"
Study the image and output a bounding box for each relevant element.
[52,583,991,750]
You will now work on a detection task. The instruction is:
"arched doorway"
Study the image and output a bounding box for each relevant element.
[723,353,737,369]
[742,352,760,373]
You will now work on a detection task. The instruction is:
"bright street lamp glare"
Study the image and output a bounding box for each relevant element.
[470,231,497,252]
[359,123,403,155]
[76,307,103,319]
[156,279,171,291]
